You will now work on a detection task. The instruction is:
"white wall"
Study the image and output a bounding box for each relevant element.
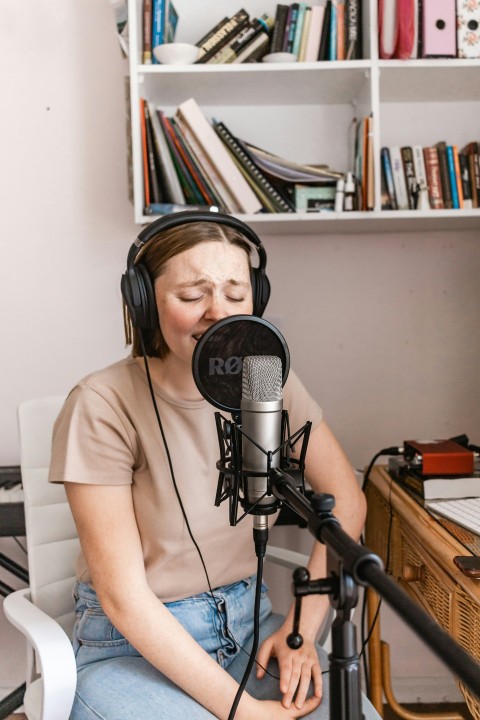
[1,0,479,706]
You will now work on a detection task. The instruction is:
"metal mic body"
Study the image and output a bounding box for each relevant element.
[241,356,283,531]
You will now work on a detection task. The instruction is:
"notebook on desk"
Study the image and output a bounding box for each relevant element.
[426,497,480,537]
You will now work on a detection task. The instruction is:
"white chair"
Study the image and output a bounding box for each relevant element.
[4,396,77,720]
[4,396,326,720]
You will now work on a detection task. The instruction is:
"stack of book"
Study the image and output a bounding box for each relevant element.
[270,1,363,61]
[140,97,345,215]
[379,0,480,60]
[380,142,480,211]
[194,9,275,64]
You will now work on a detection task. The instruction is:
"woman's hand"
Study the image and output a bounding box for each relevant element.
[255,622,323,711]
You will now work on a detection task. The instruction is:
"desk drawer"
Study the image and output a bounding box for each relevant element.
[396,528,455,633]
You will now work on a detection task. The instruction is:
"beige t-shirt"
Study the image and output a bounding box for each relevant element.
[49,355,323,602]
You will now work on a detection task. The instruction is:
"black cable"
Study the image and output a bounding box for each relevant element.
[361,445,403,492]
[228,554,264,720]
[360,446,399,697]
[140,335,214,594]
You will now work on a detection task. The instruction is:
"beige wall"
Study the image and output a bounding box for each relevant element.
[1,0,478,704]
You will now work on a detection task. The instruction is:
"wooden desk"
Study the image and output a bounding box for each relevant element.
[364,466,480,720]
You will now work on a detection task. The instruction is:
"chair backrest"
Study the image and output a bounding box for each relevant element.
[18,396,80,636]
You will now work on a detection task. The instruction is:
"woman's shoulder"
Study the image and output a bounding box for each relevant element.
[58,355,145,429]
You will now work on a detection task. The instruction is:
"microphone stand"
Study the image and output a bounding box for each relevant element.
[269,468,480,720]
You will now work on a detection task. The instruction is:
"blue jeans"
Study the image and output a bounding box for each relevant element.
[71,578,380,719]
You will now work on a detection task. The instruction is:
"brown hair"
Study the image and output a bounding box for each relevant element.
[124,221,252,358]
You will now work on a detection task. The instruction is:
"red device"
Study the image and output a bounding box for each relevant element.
[404,439,474,476]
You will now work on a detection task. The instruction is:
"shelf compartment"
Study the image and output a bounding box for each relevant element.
[378,60,480,103]
[137,61,372,107]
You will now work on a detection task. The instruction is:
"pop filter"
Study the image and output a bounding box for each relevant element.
[192,315,290,414]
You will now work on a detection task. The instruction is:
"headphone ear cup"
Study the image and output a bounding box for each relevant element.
[251,268,271,317]
[121,264,159,330]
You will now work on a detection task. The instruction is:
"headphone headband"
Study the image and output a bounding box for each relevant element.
[127,210,267,271]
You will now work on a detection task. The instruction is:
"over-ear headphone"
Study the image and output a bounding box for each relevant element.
[121,210,271,331]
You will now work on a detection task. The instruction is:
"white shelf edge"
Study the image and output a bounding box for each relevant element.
[136,210,480,235]
[136,59,372,76]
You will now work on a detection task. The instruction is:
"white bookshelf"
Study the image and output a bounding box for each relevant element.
[127,0,480,233]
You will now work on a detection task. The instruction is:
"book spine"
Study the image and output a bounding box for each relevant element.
[292,2,307,58]
[287,3,298,52]
[423,147,444,209]
[151,0,165,63]
[298,7,312,61]
[140,99,150,206]
[196,10,250,63]
[318,1,333,59]
[401,146,418,209]
[381,147,398,209]
[271,4,289,54]
[336,2,346,60]
[142,0,153,64]
[446,145,459,208]
[345,0,362,59]
[329,1,337,60]
[412,145,430,210]
[458,152,473,209]
[436,142,453,208]
[304,5,325,61]
[143,103,162,204]
[470,143,480,208]
[452,146,464,208]
[389,146,409,210]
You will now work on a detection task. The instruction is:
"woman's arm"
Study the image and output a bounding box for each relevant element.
[66,482,318,720]
[256,420,366,709]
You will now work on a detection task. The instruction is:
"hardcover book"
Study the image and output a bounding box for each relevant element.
[398,470,480,501]
[389,146,409,210]
[412,145,430,210]
[195,10,250,63]
[461,141,480,207]
[175,98,263,214]
[346,0,363,59]
[435,141,453,208]
[380,147,397,209]
[270,4,290,54]
[423,146,444,209]
[304,5,325,61]
[401,146,418,209]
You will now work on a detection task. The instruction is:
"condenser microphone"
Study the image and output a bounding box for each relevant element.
[241,355,283,517]
[241,355,284,555]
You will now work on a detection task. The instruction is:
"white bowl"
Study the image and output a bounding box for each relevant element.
[153,43,200,65]
[262,52,297,63]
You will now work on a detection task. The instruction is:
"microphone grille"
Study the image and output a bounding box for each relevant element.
[242,356,283,402]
